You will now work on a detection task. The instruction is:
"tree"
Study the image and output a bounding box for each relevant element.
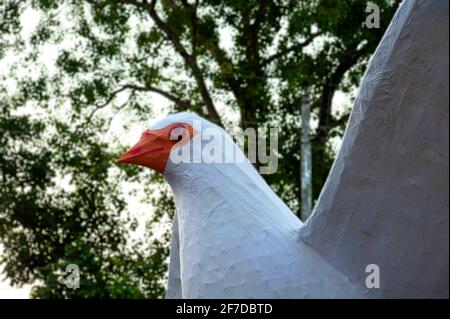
[0,0,399,298]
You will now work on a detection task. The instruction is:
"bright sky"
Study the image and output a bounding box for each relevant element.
[0,245,33,298]
[0,5,354,299]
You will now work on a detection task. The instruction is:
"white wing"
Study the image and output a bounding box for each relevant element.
[299,0,449,298]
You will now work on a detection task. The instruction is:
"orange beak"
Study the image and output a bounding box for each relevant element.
[117,129,171,173]
[117,123,197,174]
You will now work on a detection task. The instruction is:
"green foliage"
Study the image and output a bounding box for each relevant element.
[0,93,168,297]
[0,0,399,298]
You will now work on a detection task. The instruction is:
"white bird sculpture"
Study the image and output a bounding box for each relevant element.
[117,0,449,299]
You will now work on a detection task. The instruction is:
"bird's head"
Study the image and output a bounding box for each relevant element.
[116,112,216,174]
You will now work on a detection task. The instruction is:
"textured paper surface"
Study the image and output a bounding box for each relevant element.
[158,113,361,298]
[299,0,449,298]
[148,0,449,299]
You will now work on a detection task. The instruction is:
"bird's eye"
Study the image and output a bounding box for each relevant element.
[169,125,188,143]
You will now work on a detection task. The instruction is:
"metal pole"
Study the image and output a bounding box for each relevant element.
[301,94,312,221]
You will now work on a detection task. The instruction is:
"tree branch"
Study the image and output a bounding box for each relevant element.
[253,0,268,33]
[110,0,223,126]
[264,32,320,65]
[145,2,222,125]
[207,37,243,103]
[85,0,108,9]
[132,84,194,109]
[87,83,193,121]
[180,0,199,58]
[314,42,373,161]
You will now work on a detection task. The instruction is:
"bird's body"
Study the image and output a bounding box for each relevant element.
[117,0,449,299]
[158,114,360,298]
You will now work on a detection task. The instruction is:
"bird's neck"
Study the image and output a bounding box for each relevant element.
[164,161,302,240]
